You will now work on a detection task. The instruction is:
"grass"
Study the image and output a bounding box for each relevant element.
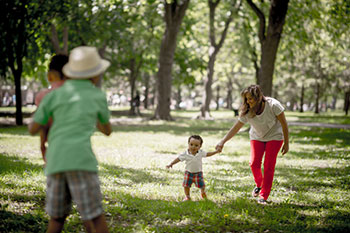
[0,109,349,232]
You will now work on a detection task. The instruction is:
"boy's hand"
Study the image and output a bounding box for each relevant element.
[166,164,172,169]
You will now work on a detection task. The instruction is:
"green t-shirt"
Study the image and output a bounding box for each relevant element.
[34,79,110,176]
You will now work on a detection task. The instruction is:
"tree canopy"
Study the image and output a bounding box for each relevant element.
[1,0,349,124]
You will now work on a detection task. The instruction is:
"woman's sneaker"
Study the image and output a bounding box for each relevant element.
[252,187,261,197]
[258,198,267,205]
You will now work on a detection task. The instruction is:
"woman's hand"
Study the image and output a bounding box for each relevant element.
[215,142,224,152]
[281,143,289,155]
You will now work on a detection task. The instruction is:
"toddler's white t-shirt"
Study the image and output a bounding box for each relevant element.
[238,97,284,141]
[178,149,207,173]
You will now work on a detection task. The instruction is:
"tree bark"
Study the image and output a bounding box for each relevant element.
[215,85,220,110]
[299,83,304,113]
[315,82,320,114]
[226,77,233,110]
[5,2,26,125]
[154,0,190,120]
[50,24,68,55]
[200,0,239,119]
[246,0,289,96]
[143,73,150,109]
[14,69,23,125]
[344,91,350,115]
[129,58,137,116]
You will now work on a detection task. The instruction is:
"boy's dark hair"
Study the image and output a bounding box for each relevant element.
[49,54,69,80]
[188,135,203,145]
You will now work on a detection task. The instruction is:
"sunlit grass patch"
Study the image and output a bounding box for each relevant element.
[0,111,349,232]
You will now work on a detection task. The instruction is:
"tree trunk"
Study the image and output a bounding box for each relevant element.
[154,0,190,120]
[143,73,150,109]
[201,54,216,118]
[344,91,350,115]
[299,83,304,113]
[50,24,68,55]
[14,69,23,125]
[246,0,289,96]
[200,0,237,119]
[215,85,220,110]
[129,58,137,116]
[315,82,320,114]
[226,76,233,110]
[96,46,106,88]
[5,2,26,126]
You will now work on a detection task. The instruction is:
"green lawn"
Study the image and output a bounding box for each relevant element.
[0,110,349,232]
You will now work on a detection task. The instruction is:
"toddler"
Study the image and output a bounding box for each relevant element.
[166,135,220,201]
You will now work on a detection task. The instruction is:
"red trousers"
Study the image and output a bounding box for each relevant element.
[250,140,283,200]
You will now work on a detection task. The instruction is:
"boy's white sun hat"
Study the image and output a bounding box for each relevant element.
[63,46,110,79]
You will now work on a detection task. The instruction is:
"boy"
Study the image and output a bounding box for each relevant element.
[35,54,68,161]
[166,135,220,201]
[28,46,111,233]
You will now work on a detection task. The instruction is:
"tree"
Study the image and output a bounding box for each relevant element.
[154,0,190,120]
[0,0,64,125]
[246,0,289,96]
[199,0,241,119]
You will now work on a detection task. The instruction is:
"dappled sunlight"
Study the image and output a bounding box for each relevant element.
[0,118,349,232]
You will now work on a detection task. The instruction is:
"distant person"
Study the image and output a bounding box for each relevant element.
[28,46,111,233]
[216,84,289,205]
[35,54,68,161]
[132,91,141,115]
[166,135,220,201]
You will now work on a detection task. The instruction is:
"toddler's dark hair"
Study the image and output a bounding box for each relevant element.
[188,135,203,145]
[49,54,69,80]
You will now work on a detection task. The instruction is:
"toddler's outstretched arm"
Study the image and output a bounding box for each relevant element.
[206,149,220,157]
[166,158,180,169]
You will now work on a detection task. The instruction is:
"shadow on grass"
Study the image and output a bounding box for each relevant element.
[290,126,350,147]
[100,164,169,186]
[275,165,350,191]
[0,125,29,135]
[287,113,350,125]
[0,153,42,175]
[288,149,350,160]
[0,118,232,136]
[103,192,350,233]
[0,153,47,233]
[0,207,47,233]
[110,123,228,136]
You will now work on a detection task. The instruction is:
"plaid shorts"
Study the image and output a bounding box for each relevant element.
[182,171,205,188]
[46,171,103,221]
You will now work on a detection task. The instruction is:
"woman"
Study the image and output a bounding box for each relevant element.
[216,85,289,204]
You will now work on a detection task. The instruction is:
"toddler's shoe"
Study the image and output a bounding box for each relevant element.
[201,192,207,199]
[252,187,261,197]
[183,196,191,201]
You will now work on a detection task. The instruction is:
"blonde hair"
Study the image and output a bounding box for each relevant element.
[239,85,266,118]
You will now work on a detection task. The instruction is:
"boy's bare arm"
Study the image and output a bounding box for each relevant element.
[166,158,180,169]
[28,121,43,135]
[40,128,49,161]
[97,121,112,136]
